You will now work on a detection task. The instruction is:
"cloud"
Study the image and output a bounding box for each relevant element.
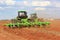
[5,0,16,5]
[53,2,60,7]
[0,7,4,10]
[23,1,28,6]
[0,0,51,7]
[0,6,17,10]
[0,0,16,5]
[35,7,46,10]
[16,1,51,7]
[32,1,51,6]
[0,0,4,4]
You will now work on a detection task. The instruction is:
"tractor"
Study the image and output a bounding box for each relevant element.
[5,11,50,28]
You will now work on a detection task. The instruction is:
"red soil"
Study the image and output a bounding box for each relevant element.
[0,20,60,40]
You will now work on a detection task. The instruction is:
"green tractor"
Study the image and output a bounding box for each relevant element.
[5,11,50,28]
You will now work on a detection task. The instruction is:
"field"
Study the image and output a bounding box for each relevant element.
[0,19,60,40]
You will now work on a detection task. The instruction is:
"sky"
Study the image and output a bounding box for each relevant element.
[0,0,60,20]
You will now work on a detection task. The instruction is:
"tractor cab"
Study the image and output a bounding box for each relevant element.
[18,11,28,19]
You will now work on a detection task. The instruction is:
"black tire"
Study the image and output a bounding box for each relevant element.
[8,25,11,28]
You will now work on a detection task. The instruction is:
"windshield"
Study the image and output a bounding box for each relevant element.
[19,12,25,16]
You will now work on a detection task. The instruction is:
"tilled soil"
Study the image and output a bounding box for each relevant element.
[0,20,60,40]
